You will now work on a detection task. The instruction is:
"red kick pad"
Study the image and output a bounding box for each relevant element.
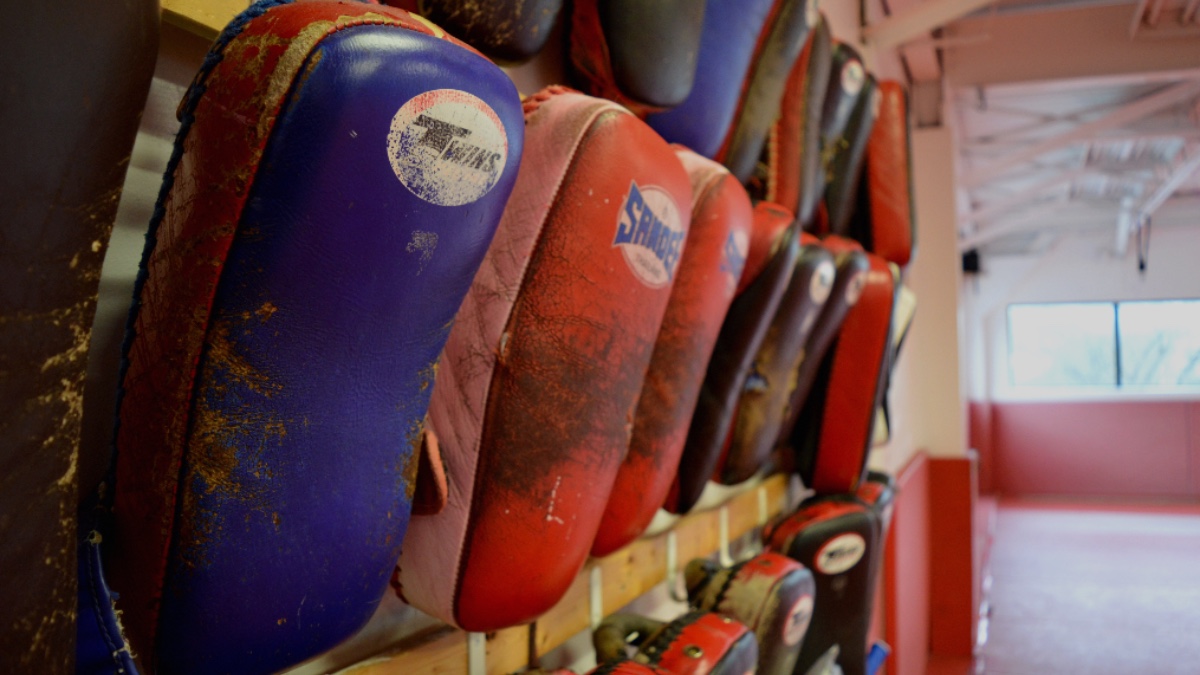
[592,148,751,557]
[849,81,916,267]
[789,237,898,494]
[395,87,691,631]
[595,611,759,675]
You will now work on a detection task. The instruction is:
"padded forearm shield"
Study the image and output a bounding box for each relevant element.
[395,87,690,631]
[593,148,751,557]
[417,0,562,62]
[106,4,523,672]
[849,81,916,267]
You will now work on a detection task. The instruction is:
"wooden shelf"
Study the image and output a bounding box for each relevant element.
[341,474,792,675]
[162,0,251,41]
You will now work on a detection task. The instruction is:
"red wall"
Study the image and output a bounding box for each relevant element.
[885,452,930,675]
[988,400,1200,498]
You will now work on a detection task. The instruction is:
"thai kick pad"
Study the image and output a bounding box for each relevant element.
[595,611,759,675]
[778,246,869,444]
[849,81,916,267]
[762,16,831,225]
[395,87,691,631]
[0,0,155,670]
[646,0,814,183]
[106,4,523,673]
[789,238,897,495]
[810,43,867,235]
[592,149,751,558]
[721,236,834,485]
[668,202,798,514]
[570,0,706,114]
[686,553,816,675]
[416,0,562,63]
[824,73,879,238]
[765,497,879,675]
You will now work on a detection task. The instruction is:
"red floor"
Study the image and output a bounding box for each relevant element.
[967,498,1200,674]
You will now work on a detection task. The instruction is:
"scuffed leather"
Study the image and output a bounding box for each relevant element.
[778,247,869,442]
[668,203,798,514]
[765,497,879,675]
[764,17,831,225]
[598,611,759,675]
[417,0,562,63]
[592,148,751,557]
[687,553,816,675]
[720,0,816,184]
[646,0,777,159]
[849,81,915,266]
[722,241,833,485]
[789,239,898,495]
[570,0,706,113]
[825,74,879,237]
[107,5,522,673]
[0,1,156,670]
[396,88,691,631]
[811,43,866,234]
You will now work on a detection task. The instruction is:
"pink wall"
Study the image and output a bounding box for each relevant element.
[989,400,1200,498]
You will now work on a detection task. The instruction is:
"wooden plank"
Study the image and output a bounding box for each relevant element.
[352,474,791,673]
[162,0,251,41]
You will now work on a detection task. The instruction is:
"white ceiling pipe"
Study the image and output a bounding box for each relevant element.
[861,0,997,50]
[960,80,1200,188]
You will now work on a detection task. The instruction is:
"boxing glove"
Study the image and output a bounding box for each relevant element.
[570,0,706,114]
[595,611,759,675]
[686,553,816,675]
[668,202,798,514]
[395,86,691,631]
[104,4,524,672]
[414,0,562,63]
[720,236,834,485]
[592,148,751,557]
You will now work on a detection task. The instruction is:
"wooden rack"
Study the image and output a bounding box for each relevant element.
[342,474,792,675]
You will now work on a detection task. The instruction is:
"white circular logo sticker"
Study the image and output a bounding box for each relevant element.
[387,89,508,207]
[612,181,686,288]
[845,270,868,305]
[842,61,865,97]
[810,260,836,305]
[783,594,815,646]
[815,533,866,575]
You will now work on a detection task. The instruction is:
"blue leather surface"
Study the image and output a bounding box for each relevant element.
[152,26,522,674]
[646,0,776,158]
[78,523,139,675]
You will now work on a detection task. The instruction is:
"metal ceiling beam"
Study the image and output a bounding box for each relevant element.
[960,80,1200,188]
[862,0,996,50]
[960,169,1087,226]
[1139,151,1200,215]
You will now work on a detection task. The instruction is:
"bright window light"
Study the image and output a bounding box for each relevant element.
[1008,303,1116,386]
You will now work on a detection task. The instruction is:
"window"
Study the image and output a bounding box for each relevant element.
[1007,299,1200,389]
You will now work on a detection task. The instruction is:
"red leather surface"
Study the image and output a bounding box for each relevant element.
[653,612,759,675]
[592,149,751,557]
[808,241,896,494]
[400,88,691,631]
[861,81,914,266]
[767,18,829,221]
[108,4,459,657]
[764,499,864,552]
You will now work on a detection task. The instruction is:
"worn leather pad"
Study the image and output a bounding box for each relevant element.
[763,16,830,225]
[789,238,898,495]
[765,496,878,675]
[0,0,155,671]
[592,148,750,557]
[721,237,833,485]
[596,611,759,675]
[395,87,690,631]
[646,0,778,159]
[666,202,798,514]
[778,246,869,442]
[570,0,706,113]
[686,552,816,675]
[849,81,916,266]
[825,73,879,237]
[417,0,562,63]
[719,0,817,184]
[105,4,523,673]
[811,42,866,234]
